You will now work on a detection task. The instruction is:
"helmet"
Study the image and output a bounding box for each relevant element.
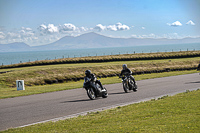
[85,70,91,76]
[122,64,127,70]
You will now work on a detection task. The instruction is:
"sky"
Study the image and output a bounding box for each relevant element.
[0,0,200,46]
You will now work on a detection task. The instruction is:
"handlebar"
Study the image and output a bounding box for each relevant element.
[119,74,131,78]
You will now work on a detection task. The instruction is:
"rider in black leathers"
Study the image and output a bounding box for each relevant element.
[119,64,136,85]
[84,70,104,91]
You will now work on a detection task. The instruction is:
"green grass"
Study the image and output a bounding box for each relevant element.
[2,89,200,133]
[0,70,198,99]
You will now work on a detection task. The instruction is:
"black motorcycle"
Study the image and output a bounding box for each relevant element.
[83,77,108,100]
[120,73,137,93]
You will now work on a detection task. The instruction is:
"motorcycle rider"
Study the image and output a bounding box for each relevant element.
[84,70,104,91]
[119,64,136,85]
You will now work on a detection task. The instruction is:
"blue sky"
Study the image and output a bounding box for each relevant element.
[0,0,199,46]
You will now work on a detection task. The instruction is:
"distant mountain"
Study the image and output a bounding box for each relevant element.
[33,32,121,50]
[0,42,31,52]
[33,32,200,50]
[1,32,200,52]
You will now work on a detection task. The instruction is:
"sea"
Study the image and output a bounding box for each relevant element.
[0,43,200,65]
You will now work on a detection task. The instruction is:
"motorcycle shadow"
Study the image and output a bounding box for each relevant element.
[185,81,200,84]
[108,92,126,95]
[61,97,106,103]
[61,99,92,103]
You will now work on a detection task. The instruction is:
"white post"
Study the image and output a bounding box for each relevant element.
[16,80,25,91]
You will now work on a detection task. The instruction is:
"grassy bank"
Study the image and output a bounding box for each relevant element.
[2,89,200,132]
[0,70,198,99]
[0,57,199,87]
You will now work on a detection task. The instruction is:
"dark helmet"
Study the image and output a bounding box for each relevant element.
[85,70,91,76]
[122,64,127,70]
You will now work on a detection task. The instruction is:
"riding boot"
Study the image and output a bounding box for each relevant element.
[100,84,104,90]
[96,80,104,90]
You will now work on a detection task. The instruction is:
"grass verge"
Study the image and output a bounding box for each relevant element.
[0,70,198,99]
[0,57,199,87]
[2,89,200,132]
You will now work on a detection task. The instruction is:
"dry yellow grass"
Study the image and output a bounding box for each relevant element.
[0,56,199,87]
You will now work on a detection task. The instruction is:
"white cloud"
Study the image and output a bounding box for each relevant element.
[141,27,145,29]
[38,24,58,35]
[1,21,199,46]
[38,24,47,34]
[168,21,182,27]
[94,24,107,31]
[131,34,137,38]
[131,33,158,39]
[94,23,130,32]
[59,23,77,32]
[148,33,156,38]
[19,28,35,38]
[130,33,197,39]
[186,20,195,25]
[21,27,32,31]
[0,32,20,44]
[0,32,5,39]
[38,23,89,35]
[1,22,131,45]
[47,24,59,33]
[161,33,193,39]
[0,27,38,45]
[78,27,89,32]
[115,22,130,31]
[107,25,118,31]
[6,32,21,39]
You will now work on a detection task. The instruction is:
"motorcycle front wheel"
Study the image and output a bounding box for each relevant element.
[87,88,96,100]
[102,87,108,98]
[133,84,138,92]
[123,82,129,93]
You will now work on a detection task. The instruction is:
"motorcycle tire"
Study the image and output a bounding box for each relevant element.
[102,87,108,98]
[87,88,96,100]
[123,82,129,93]
[133,84,138,92]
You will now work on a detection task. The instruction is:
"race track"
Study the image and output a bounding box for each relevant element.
[0,73,200,131]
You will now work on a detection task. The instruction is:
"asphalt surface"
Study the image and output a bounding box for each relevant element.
[0,73,200,131]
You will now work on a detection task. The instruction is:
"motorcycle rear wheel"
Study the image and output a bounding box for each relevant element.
[87,88,96,100]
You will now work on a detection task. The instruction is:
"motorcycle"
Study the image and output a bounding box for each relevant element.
[83,76,108,100]
[120,73,137,93]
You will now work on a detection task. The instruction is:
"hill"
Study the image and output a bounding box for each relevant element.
[0,42,31,52]
[33,32,200,50]
[1,32,200,52]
